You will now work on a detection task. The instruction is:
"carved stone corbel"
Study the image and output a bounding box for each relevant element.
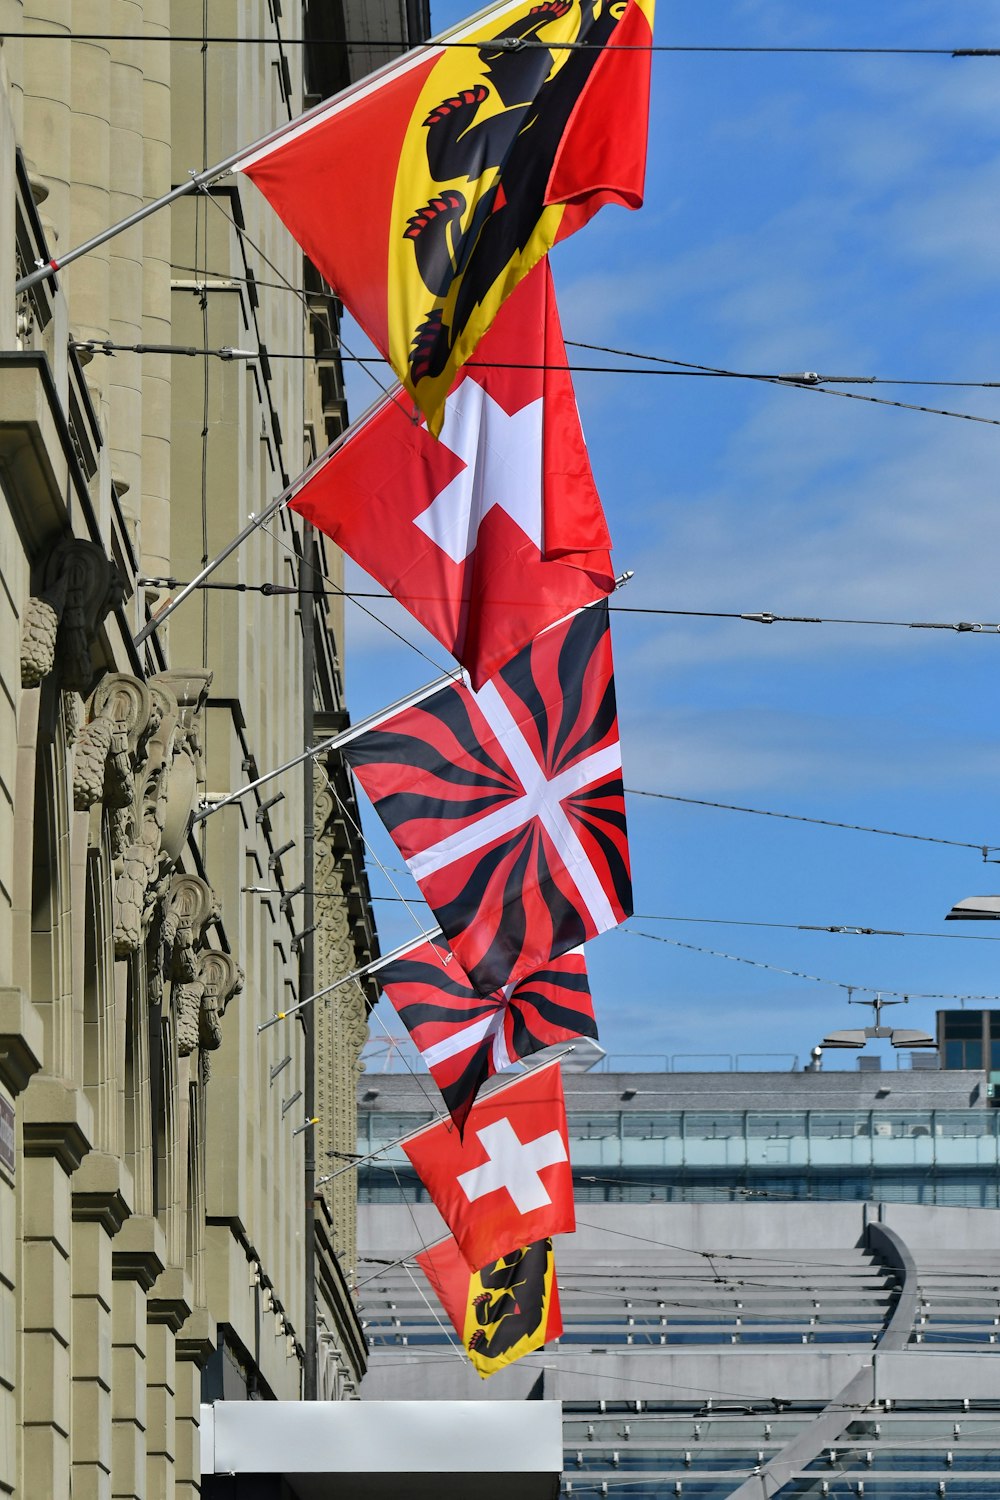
[176,950,243,1059]
[148,670,213,864]
[198,951,243,1051]
[20,537,125,692]
[162,874,215,984]
[74,674,153,815]
[109,671,213,958]
[112,683,178,957]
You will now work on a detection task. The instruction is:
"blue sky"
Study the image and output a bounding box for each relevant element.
[339,0,1000,1073]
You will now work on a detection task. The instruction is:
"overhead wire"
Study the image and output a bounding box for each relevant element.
[629,914,1000,944]
[624,788,996,855]
[131,574,1000,639]
[621,927,1000,1003]
[70,336,1000,426]
[4,33,994,57]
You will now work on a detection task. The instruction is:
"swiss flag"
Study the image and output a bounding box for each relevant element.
[403,1058,575,1267]
[288,261,614,690]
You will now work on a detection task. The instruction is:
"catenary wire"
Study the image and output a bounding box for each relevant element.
[622,927,1000,1003]
[629,914,1000,944]
[256,515,454,675]
[625,788,996,854]
[165,264,1000,393]
[3,33,991,56]
[70,339,1000,427]
[135,577,1000,640]
[80,335,977,383]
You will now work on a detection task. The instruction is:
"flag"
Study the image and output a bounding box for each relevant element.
[344,600,632,995]
[380,936,596,1133]
[236,0,656,430]
[403,1058,575,1267]
[417,1234,562,1378]
[289,260,614,690]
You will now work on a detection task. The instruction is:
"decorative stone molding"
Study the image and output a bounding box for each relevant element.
[0,987,45,1097]
[196,951,243,1055]
[74,673,153,813]
[19,536,125,692]
[106,669,212,956]
[176,1307,218,1367]
[21,1077,94,1174]
[71,1152,133,1235]
[149,669,212,863]
[163,874,215,983]
[147,1265,195,1333]
[112,1214,167,1292]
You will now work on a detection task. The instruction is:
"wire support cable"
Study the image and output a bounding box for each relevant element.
[625,788,997,857]
[134,572,1000,640]
[630,913,1000,943]
[70,339,1000,426]
[5,33,997,56]
[622,927,1000,1002]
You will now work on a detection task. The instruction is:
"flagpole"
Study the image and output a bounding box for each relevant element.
[257,926,443,1031]
[132,387,395,646]
[318,1049,576,1185]
[191,665,460,825]
[13,42,440,296]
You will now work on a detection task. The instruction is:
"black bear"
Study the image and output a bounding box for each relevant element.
[404,0,624,384]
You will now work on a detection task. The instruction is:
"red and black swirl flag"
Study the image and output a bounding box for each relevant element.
[380,937,597,1132]
[344,600,631,994]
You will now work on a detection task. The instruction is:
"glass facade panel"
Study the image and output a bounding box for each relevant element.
[622,1113,683,1139]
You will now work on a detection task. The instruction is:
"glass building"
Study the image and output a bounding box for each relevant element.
[356,1059,1000,1498]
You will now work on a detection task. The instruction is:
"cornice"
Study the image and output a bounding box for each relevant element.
[112,1214,167,1292]
[72,1151,134,1235]
[21,1075,93,1172]
[147,1265,194,1332]
[0,987,45,1097]
[176,1306,218,1367]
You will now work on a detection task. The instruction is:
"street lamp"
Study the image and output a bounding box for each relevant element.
[945,895,1000,921]
[819,995,936,1051]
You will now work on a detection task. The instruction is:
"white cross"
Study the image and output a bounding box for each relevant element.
[456,1116,568,1214]
[407,676,621,931]
[419,946,586,1074]
[412,378,544,564]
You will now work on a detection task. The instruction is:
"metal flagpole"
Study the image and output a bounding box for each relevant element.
[317,1047,576,1186]
[257,928,444,1031]
[12,0,517,295]
[132,386,394,646]
[191,665,461,825]
[13,38,440,296]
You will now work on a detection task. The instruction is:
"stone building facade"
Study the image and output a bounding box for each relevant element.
[0,2,426,1495]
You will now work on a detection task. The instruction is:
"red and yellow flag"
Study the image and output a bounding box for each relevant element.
[237,0,655,431]
[417,1235,562,1378]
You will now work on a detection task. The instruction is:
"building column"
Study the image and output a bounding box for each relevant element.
[175,1312,215,1500]
[111,1217,166,1500]
[146,1269,192,1500]
[19,1080,92,1500]
[0,987,45,1500]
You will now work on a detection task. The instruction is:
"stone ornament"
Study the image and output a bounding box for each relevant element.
[74,674,153,813]
[20,537,125,692]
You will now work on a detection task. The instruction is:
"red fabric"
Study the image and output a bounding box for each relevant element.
[416,1235,473,1337]
[403,1060,575,1267]
[237,1,655,428]
[380,936,596,1134]
[239,52,437,356]
[549,0,655,240]
[344,601,632,996]
[289,262,613,689]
